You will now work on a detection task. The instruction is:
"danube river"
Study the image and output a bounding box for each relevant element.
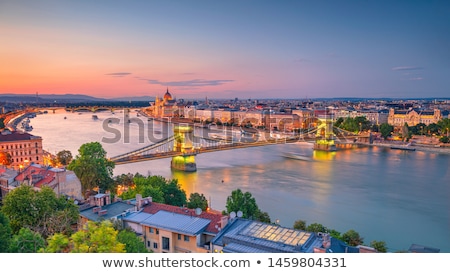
[28,109,450,252]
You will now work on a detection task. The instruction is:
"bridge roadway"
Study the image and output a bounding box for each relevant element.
[110,137,304,165]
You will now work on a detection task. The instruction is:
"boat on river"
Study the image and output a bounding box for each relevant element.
[281,152,313,161]
[390,143,416,151]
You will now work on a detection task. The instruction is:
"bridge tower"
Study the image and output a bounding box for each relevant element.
[314,112,337,151]
[171,124,197,172]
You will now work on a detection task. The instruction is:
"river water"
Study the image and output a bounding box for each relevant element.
[28,108,450,252]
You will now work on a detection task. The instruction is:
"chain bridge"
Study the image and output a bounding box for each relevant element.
[109,117,361,172]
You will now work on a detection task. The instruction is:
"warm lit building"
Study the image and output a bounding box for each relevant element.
[139,201,228,253]
[147,88,178,117]
[388,108,442,127]
[78,193,229,253]
[0,130,44,169]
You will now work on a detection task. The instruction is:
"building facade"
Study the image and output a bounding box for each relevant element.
[147,88,178,117]
[0,130,44,169]
[388,108,442,127]
[12,163,83,200]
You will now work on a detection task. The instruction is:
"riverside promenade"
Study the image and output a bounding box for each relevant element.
[364,141,450,154]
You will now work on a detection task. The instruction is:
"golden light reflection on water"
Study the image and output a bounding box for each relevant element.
[171,169,198,197]
[312,150,336,161]
[298,150,337,203]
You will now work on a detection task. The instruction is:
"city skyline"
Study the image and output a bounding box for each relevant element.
[1,0,449,99]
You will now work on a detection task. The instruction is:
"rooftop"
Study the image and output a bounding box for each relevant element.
[79,201,136,221]
[142,202,225,234]
[0,130,41,142]
[141,210,211,236]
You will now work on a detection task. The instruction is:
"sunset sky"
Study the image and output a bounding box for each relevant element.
[1,0,449,99]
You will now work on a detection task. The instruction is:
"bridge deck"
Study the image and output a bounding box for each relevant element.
[111,137,302,164]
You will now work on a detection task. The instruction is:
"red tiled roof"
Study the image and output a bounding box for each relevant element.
[0,131,40,142]
[142,202,226,234]
[15,165,56,187]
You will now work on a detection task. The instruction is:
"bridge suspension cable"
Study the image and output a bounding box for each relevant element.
[110,135,175,162]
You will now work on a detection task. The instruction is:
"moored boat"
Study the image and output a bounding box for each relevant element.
[282,152,313,161]
[390,145,416,151]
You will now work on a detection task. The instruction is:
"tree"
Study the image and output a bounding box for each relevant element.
[44,233,70,253]
[67,142,115,196]
[0,117,5,129]
[255,211,271,223]
[162,179,187,206]
[334,117,344,128]
[439,136,449,143]
[327,229,342,241]
[9,227,45,253]
[1,185,79,238]
[379,123,393,139]
[341,229,364,246]
[187,192,208,211]
[0,211,12,252]
[293,219,307,231]
[114,173,136,186]
[306,223,327,233]
[401,122,410,141]
[0,150,12,166]
[56,150,73,166]
[437,118,450,136]
[225,189,270,223]
[44,221,126,253]
[117,228,149,253]
[370,240,387,253]
[70,221,125,253]
[120,174,187,206]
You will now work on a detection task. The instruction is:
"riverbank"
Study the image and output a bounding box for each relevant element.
[363,142,450,154]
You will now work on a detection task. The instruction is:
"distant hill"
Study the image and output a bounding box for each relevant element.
[0,93,106,103]
[0,93,154,103]
[109,96,155,102]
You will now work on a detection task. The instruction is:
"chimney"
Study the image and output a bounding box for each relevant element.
[136,194,142,210]
[220,216,228,229]
[89,196,95,206]
[93,207,101,213]
[98,209,108,216]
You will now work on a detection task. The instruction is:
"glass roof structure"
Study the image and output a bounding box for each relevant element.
[240,221,312,247]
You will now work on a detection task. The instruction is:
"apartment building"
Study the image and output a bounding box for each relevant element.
[0,130,44,169]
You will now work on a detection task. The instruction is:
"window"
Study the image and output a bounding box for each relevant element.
[147,240,150,247]
[36,156,39,161]
[184,235,189,242]
[156,229,159,235]
[178,234,181,240]
[150,228,154,233]
[162,237,170,251]
[153,242,158,249]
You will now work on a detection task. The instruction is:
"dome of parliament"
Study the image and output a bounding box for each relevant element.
[164,88,172,100]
